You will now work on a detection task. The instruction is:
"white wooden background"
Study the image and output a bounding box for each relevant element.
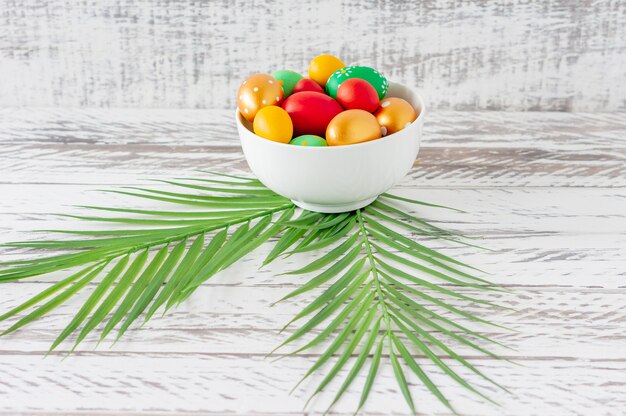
[1,108,625,415]
[1,0,625,414]
[1,0,625,111]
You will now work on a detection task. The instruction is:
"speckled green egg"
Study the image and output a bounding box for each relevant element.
[325,66,388,100]
[289,135,328,146]
[271,70,304,97]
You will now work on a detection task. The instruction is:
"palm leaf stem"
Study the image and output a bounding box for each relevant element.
[356,209,391,330]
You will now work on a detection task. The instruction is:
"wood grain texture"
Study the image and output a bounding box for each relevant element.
[1,108,625,415]
[1,109,625,187]
[2,355,626,416]
[1,1,625,111]
[2,285,626,361]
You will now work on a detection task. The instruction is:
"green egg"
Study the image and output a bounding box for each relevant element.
[271,70,304,97]
[325,65,388,100]
[289,135,328,147]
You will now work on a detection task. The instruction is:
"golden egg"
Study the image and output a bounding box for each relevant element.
[326,109,382,146]
[253,106,293,143]
[374,97,417,136]
[237,74,284,122]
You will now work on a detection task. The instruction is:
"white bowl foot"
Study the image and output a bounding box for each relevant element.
[291,196,378,213]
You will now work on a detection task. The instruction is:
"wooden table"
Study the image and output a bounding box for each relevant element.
[1,108,624,415]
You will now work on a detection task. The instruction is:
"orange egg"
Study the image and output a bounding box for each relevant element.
[238,74,284,122]
[308,54,345,88]
[253,106,293,143]
[326,109,382,146]
[374,97,417,136]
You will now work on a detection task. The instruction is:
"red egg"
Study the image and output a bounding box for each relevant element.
[282,92,343,136]
[293,78,324,95]
[336,78,380,113]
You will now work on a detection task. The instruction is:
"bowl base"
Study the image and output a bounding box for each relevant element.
[291,196,378,213]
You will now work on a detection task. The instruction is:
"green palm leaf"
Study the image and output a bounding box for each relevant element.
[271,205,509,414]
[0,174,510,414]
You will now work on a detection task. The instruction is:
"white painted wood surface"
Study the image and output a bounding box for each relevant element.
[1,1,625,111]
[1,108,625,415]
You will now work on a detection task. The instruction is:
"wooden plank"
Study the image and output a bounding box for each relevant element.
[1,1,625,111]
[2,225,624,289]
[1,109,624,187]
[1,285,625,361]
[1,185,624,288]
[1,354,625,415]
[1,185,625,232]
[2,109,625,148]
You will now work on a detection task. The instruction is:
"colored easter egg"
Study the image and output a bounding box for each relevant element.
[308,54,345,87]
[282,92,343,137]
[271,70,303,97]
[326,109,382,146]
[237,74,284,122]
[375,97,418,136]
[293,78,324,94]
[326,66,388,100]
[290,135,327,146]
[336,78,380,112]
[253,106,293,143]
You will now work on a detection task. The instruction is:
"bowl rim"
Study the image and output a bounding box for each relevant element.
[235,81,425,152]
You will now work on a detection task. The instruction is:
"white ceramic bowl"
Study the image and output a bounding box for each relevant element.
[236,82,425,213]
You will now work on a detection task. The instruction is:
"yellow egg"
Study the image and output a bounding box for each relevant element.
[308,54,345,88]
[253,106,293,143]
[238,74,284,122]
[326,109,382,146]
[375,97,417,136]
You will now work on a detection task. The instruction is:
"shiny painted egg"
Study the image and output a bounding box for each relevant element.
[326,109,382,146]
[271,70,303,97]
[253,106,293,143]
[282,92,343,137]
[289,135,327,146]
[336,78,380,112]
[237,74,284,122]
[308,54,345,87]
[326,66,388,100]
[375,97,418,136]
[293,78,324,94]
